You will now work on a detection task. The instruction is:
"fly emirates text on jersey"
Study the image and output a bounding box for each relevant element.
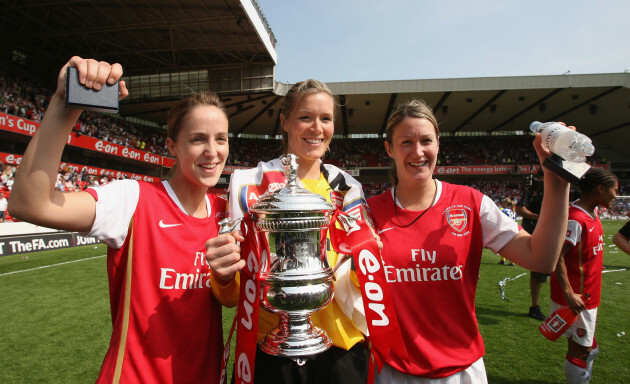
[383,248,464,283]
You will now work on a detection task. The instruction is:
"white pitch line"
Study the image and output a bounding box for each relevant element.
[602,268,627,274]
[0,255,106,277]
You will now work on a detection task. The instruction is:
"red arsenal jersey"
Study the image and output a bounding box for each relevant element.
[550,204,604,309]
[88,181,227,383]
[367,181,519,378]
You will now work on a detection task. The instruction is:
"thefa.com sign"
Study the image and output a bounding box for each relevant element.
[0,232,100,257]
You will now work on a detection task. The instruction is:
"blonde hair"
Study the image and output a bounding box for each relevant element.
[280,79,336,155]
[384,99,439,185]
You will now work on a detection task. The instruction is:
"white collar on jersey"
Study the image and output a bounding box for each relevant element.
[162,180,212,217]
[570,201,597,220]
[391,179,442,210]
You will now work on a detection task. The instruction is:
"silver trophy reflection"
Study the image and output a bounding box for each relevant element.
[248,154,337,360]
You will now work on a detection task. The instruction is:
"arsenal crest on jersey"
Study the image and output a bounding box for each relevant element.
[576,327,587,338]
[446,208,468,233]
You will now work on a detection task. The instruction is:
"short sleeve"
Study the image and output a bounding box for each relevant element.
[84,179,140,249]
[565,219,582,246]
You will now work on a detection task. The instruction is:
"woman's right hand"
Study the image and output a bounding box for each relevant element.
[54,56,128,102]
[205,230,246,283]
[566,291,586,315]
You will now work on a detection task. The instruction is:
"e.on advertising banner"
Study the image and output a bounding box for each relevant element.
[434,164,540,175]
[0,112,175,167]
[1,152,158,182]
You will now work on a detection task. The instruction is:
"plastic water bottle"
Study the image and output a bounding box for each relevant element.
[530,121,595,163]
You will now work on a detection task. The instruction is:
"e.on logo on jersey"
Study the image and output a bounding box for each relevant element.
[445,207,469,234]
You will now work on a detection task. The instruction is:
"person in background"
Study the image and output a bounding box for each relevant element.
[498,197,516,265]
[8,56,239,383]
[366,99,571,383]
[515,170,549,321]
[209,79,370,384]
[551,167,617,384]
[612,214,630,255]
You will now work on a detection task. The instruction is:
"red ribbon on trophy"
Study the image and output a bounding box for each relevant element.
[219,214,266,384]
[328,210,410,380]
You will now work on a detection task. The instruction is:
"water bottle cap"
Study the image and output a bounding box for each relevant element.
[577,135,595,157]
[584,143,595,157]
[530,121,542,133]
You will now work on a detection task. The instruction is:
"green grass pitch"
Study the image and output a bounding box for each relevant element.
[1,221,628,383]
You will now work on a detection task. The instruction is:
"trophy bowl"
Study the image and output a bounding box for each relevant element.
[249,154,336,358]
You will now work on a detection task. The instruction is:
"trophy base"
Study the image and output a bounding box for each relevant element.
[543,154,591,184]
[259,316,332,360]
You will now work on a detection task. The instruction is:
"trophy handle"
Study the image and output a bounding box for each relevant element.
[218,217,243,235]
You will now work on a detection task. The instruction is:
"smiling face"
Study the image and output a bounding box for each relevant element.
[385,117,439,186]
[281,92,334,163]
[166,105,229,190]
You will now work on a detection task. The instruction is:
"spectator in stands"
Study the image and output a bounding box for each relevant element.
[216,79,371,383]
[0,191,7,222]
[8,56,239,383]
[366,99,571,383]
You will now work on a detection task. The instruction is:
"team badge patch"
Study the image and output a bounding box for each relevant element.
[576,327,587,338]
[446,208,468,233]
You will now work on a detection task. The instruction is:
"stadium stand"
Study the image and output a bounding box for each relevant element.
[0,0,628,224]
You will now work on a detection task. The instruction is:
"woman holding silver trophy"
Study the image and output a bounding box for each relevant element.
[209,79,371,383]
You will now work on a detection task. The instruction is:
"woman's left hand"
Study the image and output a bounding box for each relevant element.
[532,122,575,183]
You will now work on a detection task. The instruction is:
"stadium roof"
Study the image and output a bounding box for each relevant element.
[0,0,277,77]
[132,73,628,164]
[1,1,628,166]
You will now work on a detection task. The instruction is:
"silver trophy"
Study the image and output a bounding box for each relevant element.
[249,154,336,359]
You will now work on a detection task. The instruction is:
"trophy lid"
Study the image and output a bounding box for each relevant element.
[249,154,335,214]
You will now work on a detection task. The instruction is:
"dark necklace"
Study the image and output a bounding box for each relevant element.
[392,181,438,228]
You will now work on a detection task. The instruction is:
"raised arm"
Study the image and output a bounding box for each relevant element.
[498,133,571,272]
[8,57,128,231]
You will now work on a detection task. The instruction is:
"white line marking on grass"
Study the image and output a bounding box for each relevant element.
[0,255,106,277]
[603,268,627,274]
